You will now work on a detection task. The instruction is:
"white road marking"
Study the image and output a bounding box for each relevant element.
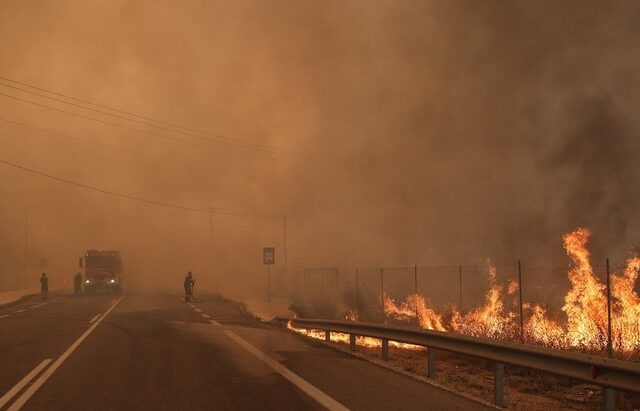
[222,329,349,411]
[194,308,202,313]
[209,319,222,326]
[14,309,26,313]
[0,314,9,319]
[29,303,46,309]
[7,294,126,411]
[89,314,101,323]
[201,313,210,319]
[0,359,52,409]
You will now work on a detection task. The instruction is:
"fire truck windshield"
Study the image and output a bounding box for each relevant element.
[86,255,119,268]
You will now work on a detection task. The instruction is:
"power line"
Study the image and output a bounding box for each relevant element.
[0,157,283,219]
[0,75,316,159]
[0,81,294,157]
[0,117,244,178]
[0,91,288,163]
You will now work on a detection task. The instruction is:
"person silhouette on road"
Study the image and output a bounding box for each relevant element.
[40,273,49,301]
[184,272,195,301]
[74,272,82,295]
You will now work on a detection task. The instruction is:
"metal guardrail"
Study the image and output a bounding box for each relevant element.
[283,317,640,409]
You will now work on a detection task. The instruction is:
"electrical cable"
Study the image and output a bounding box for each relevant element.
[0,157,283,219]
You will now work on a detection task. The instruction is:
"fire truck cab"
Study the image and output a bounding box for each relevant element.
[80,250,123,294]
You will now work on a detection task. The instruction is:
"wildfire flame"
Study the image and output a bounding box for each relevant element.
[450,262,517,340]
[288,228,640,355]
[383,293,446,331]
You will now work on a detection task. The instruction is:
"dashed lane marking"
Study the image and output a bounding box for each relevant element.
[14,309,26,313]
[209,319,222,326]
[7,294,126,411]
[0,314,9,319]
[201,313,210,319]
[29,303,46,309]
[0,359,52,409]
[222,329,349,411]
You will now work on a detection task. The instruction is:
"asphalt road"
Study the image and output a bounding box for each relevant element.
[0,290,492,410]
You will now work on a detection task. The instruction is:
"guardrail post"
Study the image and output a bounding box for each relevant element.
[602,388,615,411]
[381,339,389,361]
[427,348,437,378]
[324,331,330,342]
[350,334,356,351]
[494,362,504,407]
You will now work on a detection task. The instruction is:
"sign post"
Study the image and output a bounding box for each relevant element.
[263,247,275,302]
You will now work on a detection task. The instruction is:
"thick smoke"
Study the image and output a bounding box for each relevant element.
[1,1,639,297]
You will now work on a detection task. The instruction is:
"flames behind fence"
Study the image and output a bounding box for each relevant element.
[291,228,640,357]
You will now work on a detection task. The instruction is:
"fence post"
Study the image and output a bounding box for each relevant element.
[427,348,437,378]
[604,258,615,411]
[325,330,330,342]
[380,267,385,320]
[458,265,463,311]
[381,339,389,361]
[350,334,356,351]
[494,362,505,407]
[414,264,421,326]
[606,258,613,358]
[518,260,524,343]
[355,268,359,319]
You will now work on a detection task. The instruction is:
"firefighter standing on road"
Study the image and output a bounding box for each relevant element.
[74,272,82,295]
[40,272,49,301]
[184,271,195,301]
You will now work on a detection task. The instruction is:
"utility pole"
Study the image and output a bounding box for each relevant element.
[283,216,287,269]
[23,205,29,289]
[518,261,524,343]
[202,207,217,291]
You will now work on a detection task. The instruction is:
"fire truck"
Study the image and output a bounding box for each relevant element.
[79,250,123,294]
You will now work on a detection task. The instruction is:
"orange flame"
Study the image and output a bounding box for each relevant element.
[450,262,517,340]
[383,293,446,331]
[289,228,640,355]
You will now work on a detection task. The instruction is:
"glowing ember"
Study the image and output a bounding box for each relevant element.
[286,321,422,349]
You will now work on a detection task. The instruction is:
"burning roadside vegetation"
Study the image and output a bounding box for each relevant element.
[291,227,640,358]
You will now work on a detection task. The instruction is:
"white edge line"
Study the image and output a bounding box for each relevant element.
[0,359,52,408]
[222,329,349,411]
[7,294,126,411]
[14,309,26,313]
[89,314,101,323]
[29,303,46,309]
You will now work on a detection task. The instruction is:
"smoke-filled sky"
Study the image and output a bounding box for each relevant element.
[1,1,639,293]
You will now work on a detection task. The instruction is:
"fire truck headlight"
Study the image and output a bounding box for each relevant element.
[110,279,116,284]
[85,279,90,284]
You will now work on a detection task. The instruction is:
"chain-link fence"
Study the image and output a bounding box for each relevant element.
[290,259,639,360]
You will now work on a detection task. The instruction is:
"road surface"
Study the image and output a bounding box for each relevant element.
[0,290,492,410]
